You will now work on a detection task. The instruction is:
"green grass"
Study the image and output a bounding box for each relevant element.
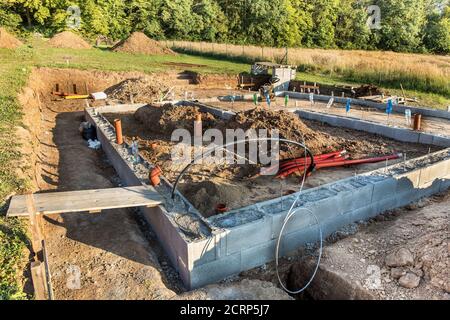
[295,72,450,110]
[0,48,31,300]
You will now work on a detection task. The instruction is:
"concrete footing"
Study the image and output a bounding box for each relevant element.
[85,101,450,289]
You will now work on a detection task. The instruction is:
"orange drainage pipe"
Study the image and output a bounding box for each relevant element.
[150,166,162,186]
[413,114,422,131]
[114,119,123,145]
[215,203,228,214]
[278,154,402,178]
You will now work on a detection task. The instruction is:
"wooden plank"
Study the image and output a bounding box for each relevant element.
[42,240,55,300]
[26,194,43,256]
[7,186,163,217]
[30,261,47,300]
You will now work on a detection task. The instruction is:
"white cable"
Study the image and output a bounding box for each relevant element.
[275,136,323,295]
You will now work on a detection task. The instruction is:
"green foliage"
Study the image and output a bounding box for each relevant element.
[1,0,448,53]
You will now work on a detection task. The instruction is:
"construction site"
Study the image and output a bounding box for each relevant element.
[1,29,449,301]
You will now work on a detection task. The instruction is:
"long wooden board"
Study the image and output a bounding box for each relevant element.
[7,186,163,217]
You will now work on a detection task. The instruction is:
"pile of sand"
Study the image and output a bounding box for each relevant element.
[226,108,340,155]
[112,32,175,55]
[105,77,171,104]
[47,31,91,49]
[0,27,23,49]
[135,104,216,136]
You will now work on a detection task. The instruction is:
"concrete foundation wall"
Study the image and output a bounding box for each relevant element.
[283,91,450,120]
[86,103,450,290]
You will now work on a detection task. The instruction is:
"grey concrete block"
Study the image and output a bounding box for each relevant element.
[418,133,435,145]
[371,177,397,202]
[440,175,450,191]
[320,212,354,238]
[190,252,241,289]
[189,236,217,268]
[432,135,450,148]
[279,225,321,255]
[271,209,315,240]
[393,128,420,143]
[241,240,276,271]
[226,216,272,255]
[375,196,400,213]
[350,204,380,222]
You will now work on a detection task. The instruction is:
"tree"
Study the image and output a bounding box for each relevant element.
[334,0,372,49]
[192,0,228,42]
[126,0,163,39]
[423,2,450,53]
[374,0,428,52]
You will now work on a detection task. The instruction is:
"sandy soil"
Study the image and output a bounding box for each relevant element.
[0,27,23,49]
[112,32,174,55]
[47,31,91,49]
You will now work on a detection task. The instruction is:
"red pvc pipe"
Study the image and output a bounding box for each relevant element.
[278,154,401,178]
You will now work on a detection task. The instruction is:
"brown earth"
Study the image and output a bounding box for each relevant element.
[0,27,23,49]
[47,31,91,49]
[112,32,175,55]
[105,77,170,104]
[17,68,180,299]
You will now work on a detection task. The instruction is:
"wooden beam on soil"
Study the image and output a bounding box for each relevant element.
[7,186,163,217]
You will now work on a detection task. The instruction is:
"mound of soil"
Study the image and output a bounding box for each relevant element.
[135,104,216,136]
[48,31,91,49]
[180,179,252,217]
[105,77,172,104]
[226,108,341,155]
[0,27,23,49]
[112,32,175,55]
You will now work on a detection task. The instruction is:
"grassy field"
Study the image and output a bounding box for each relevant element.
[168,41,450,109]
[0,48,31,300]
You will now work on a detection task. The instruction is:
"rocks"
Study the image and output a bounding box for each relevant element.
[173,279,293,300]
[398,273,421,289]
[391,268,406,279]
[385,248,414,267]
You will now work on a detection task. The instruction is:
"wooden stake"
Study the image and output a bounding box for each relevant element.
[30,261,47,300]
[26,194,43,258]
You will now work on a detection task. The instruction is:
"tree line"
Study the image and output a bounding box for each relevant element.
[1,0,449,54]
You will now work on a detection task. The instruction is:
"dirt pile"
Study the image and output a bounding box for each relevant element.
[227,108,340,155]
[112,32,175,55]
[180,179,252,217]
[134,104,216,135]
[105,77,172,104]
[0,27,23,49]
[48,31,91,49]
